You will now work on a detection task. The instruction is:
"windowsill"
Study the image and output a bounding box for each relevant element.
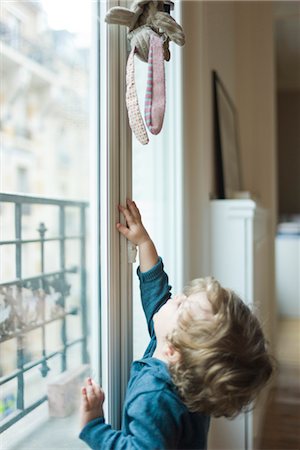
[2,403,87,450]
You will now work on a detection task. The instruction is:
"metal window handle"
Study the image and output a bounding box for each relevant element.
[163,1,174,14]
[127,241,137,263]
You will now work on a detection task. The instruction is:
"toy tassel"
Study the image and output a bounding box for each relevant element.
[144,34,166,135]
[126,47,149,145]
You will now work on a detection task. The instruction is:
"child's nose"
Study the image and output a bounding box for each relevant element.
[173,294,187,305]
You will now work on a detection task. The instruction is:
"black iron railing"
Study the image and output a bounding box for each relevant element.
[0,193,89,432]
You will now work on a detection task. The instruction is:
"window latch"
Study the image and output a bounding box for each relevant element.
[127,241,137,263]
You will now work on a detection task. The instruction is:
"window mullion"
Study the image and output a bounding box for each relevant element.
[119,22,133,407]
[100,0,132,429]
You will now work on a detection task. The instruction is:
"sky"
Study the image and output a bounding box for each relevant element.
[41,0,93,33]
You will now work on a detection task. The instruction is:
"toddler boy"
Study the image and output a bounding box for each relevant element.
[79,200,273,449]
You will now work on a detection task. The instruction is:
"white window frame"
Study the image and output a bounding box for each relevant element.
[96,0,184,428]
[97,0,132,428]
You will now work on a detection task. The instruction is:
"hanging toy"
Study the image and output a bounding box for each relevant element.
[105,1,185,145]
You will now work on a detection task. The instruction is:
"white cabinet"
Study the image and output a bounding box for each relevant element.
[208,199,268,450]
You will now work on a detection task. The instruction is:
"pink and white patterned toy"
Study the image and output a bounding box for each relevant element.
[105,1,185,145]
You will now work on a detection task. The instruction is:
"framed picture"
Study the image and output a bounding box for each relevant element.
[213,70,242,199]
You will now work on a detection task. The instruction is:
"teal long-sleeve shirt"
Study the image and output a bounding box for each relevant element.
[79,258,210,450]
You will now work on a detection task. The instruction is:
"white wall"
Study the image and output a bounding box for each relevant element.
[181,1,237,282]
[234,0,277,355]
[181,1,277,445]
[182,0,276,338]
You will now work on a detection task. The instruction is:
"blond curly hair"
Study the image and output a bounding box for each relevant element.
[167,277,274,418]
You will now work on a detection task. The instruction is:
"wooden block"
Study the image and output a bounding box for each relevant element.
[47,364,89,417]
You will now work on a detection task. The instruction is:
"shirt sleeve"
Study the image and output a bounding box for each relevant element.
[79,391,181,450]
[79,418,125,450]
[137,257,172,337]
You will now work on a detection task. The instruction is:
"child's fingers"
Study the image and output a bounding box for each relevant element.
[116,222,130,238]
[127,199,141,220]
[118,204,134,225]
[91,380,104,399]
[81,387,90,410]
[86,377,96,399]
[91,378,99,386]
[99,388,105,402]
[91,378,99,390]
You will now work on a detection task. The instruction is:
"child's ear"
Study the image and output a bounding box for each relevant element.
[165,344,180,363]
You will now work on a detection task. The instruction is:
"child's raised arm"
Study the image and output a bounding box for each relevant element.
[117,200,158,272]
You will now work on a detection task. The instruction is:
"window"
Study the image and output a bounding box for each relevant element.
[131,8,184,359]
[1,0,184,445]
[0,1,96,447]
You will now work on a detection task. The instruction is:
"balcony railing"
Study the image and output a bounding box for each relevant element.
[0,193,89,432]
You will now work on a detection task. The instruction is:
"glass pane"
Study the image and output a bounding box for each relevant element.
[131,56,181,360]
[0,1,90,201]
[0,0,95,446]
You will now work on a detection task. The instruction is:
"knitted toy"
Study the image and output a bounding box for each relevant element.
[105,1,185,145]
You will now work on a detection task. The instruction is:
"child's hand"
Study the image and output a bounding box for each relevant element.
[80,377,105,429]
[117,200,150,246]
